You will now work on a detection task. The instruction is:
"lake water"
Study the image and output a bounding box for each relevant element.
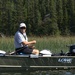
[0,70,75,75]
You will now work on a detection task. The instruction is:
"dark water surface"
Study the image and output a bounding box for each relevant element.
[0,70,75,75]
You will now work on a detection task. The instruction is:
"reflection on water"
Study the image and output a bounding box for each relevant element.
[0,70,75,75]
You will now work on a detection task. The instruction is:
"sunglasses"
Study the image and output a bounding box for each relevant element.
[20,27,26,29]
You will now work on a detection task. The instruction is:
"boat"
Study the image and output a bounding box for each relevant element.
[0,54,75,72]
[0,45,75,72]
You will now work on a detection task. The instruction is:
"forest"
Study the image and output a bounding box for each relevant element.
[0,0,75,36]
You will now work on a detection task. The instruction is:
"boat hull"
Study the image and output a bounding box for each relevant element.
[0,55,75,72]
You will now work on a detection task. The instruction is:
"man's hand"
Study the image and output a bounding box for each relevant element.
[32,40,36,44]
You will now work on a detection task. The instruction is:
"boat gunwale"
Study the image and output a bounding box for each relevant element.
[1,55,75,58]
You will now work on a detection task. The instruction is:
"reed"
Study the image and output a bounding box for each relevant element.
[0,37,14,52]
[0,36,75,53]
[30,36,75,53]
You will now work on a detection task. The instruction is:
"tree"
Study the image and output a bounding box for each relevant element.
[49,0,59,36]
[0,0,75,36]
[56,0,63,35]
[62,0,70,35]
[67,0,75,35]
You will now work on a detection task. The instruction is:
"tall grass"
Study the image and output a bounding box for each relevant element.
[30,36,75,53]
[0,37,14,52]
[0,36,75,53]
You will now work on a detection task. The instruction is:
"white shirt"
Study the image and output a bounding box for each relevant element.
[14,31,28,48]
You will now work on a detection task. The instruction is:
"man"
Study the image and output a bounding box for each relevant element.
[14,23,39,55]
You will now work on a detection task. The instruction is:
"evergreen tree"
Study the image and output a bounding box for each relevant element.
[49,0,59,36]
[56,0,63,35]
[62,0,70,35]
[32,0,42,35]
[67,0,75,35]
[0,0,75,36]
[0,0,3,33]
[1,0,8,35]
[39,0,46,19]
[26,0,36,35]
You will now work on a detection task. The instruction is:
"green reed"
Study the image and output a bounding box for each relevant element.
[28,36,75,53]
[0,37,14,52]
[0,36,75,53]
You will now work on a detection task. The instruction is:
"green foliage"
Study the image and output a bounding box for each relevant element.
[0,0,75,36]
[0,36,75,53]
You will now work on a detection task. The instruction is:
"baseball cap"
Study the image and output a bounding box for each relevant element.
[19,23,26,28]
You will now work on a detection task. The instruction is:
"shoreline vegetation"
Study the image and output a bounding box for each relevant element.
[0,36,75,54]
[0,0,75,36]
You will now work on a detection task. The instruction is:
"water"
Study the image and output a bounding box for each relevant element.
[0,70,75,75]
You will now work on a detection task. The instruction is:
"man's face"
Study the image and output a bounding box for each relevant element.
[20,27,26,33]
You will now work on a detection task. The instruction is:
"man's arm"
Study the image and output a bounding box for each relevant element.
[22,40,36,46]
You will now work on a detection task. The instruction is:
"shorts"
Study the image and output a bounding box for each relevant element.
[15,47,33,54]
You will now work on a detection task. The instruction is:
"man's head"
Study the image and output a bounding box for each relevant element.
[20,23,26,28]
[19,23,26,33]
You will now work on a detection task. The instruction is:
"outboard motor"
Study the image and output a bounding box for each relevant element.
[68,45,75,56]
